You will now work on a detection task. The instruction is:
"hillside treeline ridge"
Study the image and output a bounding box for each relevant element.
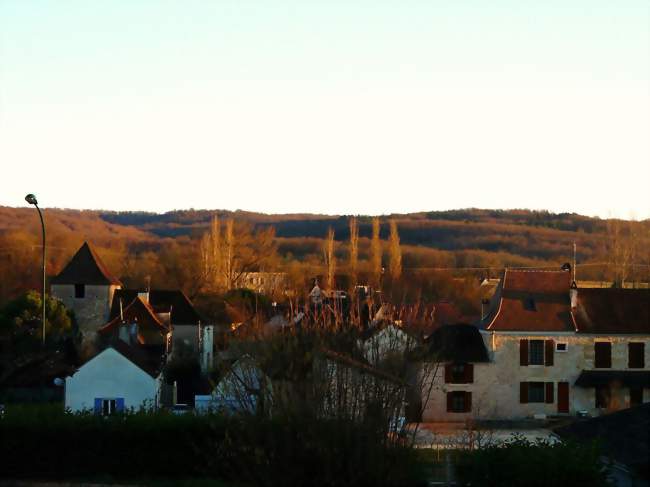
[1,206,648,306]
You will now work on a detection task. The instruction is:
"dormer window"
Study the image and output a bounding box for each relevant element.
[524,296,536,311]
[74,284,85,299]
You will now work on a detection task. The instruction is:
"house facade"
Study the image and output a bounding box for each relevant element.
[420,268,649,421]
[65,342,163,414]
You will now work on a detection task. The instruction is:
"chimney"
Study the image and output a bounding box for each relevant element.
[118,323,129,344]
[481,299,490,321]
[129,321,139,345]
[570,281,578,309]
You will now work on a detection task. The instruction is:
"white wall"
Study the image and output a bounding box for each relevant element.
[65,347,160,413]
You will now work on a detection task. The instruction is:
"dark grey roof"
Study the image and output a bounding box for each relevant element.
[425,324,490,363]
[109,341,165,378]
[575,288,650,334]
[110,289,201,325]
[555,403,650,472]
[574,370,650,388]
[51,242,121,285]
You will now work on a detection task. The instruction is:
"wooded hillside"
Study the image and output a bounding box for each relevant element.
[1,206,648,305]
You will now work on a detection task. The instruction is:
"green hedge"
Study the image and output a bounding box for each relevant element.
[454,435,608,487]
[0,405,426,487]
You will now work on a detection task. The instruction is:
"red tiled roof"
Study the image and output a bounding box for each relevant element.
[99,296,168,335]
[503,269,571,294]
[51,242,121,286]
[486,268,575,332]
[574,288,650,334]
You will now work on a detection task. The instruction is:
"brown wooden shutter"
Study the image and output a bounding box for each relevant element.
[520,382,528,403]
[545,340,554,366]
[545,382,554,403]
[520,339,529,366]
[444,364,452,383]
[629,343,645,368]
[595,342,612,368]
[465,392,472,412]
[446,392,453,412]
[465,363,474,384]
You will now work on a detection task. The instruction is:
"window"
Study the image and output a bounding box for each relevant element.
[445,363,474,384]
[524,296,537,311]
[529,340,545,365]
[74,283,85,299]
[556,342,568,352]
[520,382,554,404]
[446,391,471,413]
[630,388,643,408]
[102,399,116,416]
[595,342,612,368]
[628,343,645,369]
[520,339,554,366]
[595,385,611,409]
[94,398,124,416]
[528,382,545,403]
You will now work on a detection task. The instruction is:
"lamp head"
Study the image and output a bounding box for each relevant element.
[25,194,38,205]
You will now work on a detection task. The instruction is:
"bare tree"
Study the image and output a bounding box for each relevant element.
[349,217,359,287]
[200,218,277,292]
[324,227,336,290]
[388,219,402,280]
[371,217,382,288]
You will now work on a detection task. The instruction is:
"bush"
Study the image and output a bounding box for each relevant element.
[0,405,426,486]
[454,435,609,487]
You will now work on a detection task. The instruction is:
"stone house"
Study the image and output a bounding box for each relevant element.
[50,242,121,341]
[420,268,649,421]
[108,289,203,354]
[358,322,419,365]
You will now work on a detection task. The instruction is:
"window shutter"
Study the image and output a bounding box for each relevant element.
[520,382,528,403]
[446,392,453,412]
[465,392,472,412]
[520,339,529,366]
[116,398,125,413]
[444,364,452,384]
[93,398,102,415]
[629,343,645,368]
[465,363,474,384]
[545,340,554,366]
[545,383,554,403]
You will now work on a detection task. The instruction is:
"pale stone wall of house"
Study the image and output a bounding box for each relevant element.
[51,284,119,335]
[421,332,650,422]
[172,324,200,353]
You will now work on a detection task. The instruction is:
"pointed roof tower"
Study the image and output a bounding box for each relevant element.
[51,242,122,286]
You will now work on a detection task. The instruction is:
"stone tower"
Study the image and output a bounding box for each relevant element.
[50,242,122,338]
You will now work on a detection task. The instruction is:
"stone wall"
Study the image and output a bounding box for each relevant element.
[421,332,649,421]
[51,284,119,335]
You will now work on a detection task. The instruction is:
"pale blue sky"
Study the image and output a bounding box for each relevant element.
[1,1,649,218]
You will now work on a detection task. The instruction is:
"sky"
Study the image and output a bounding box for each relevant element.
[1,1,649,219]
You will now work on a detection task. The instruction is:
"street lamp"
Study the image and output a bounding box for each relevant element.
[25,194,46,346]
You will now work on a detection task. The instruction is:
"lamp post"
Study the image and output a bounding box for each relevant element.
[25,194,46,346]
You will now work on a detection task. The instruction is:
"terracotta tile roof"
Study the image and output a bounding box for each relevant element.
[110,289,201,325]
[99,296,168,336]
[503,269,571,294]
[574,288,650,334]
[50,242,121,286]
[485,268,576,332]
